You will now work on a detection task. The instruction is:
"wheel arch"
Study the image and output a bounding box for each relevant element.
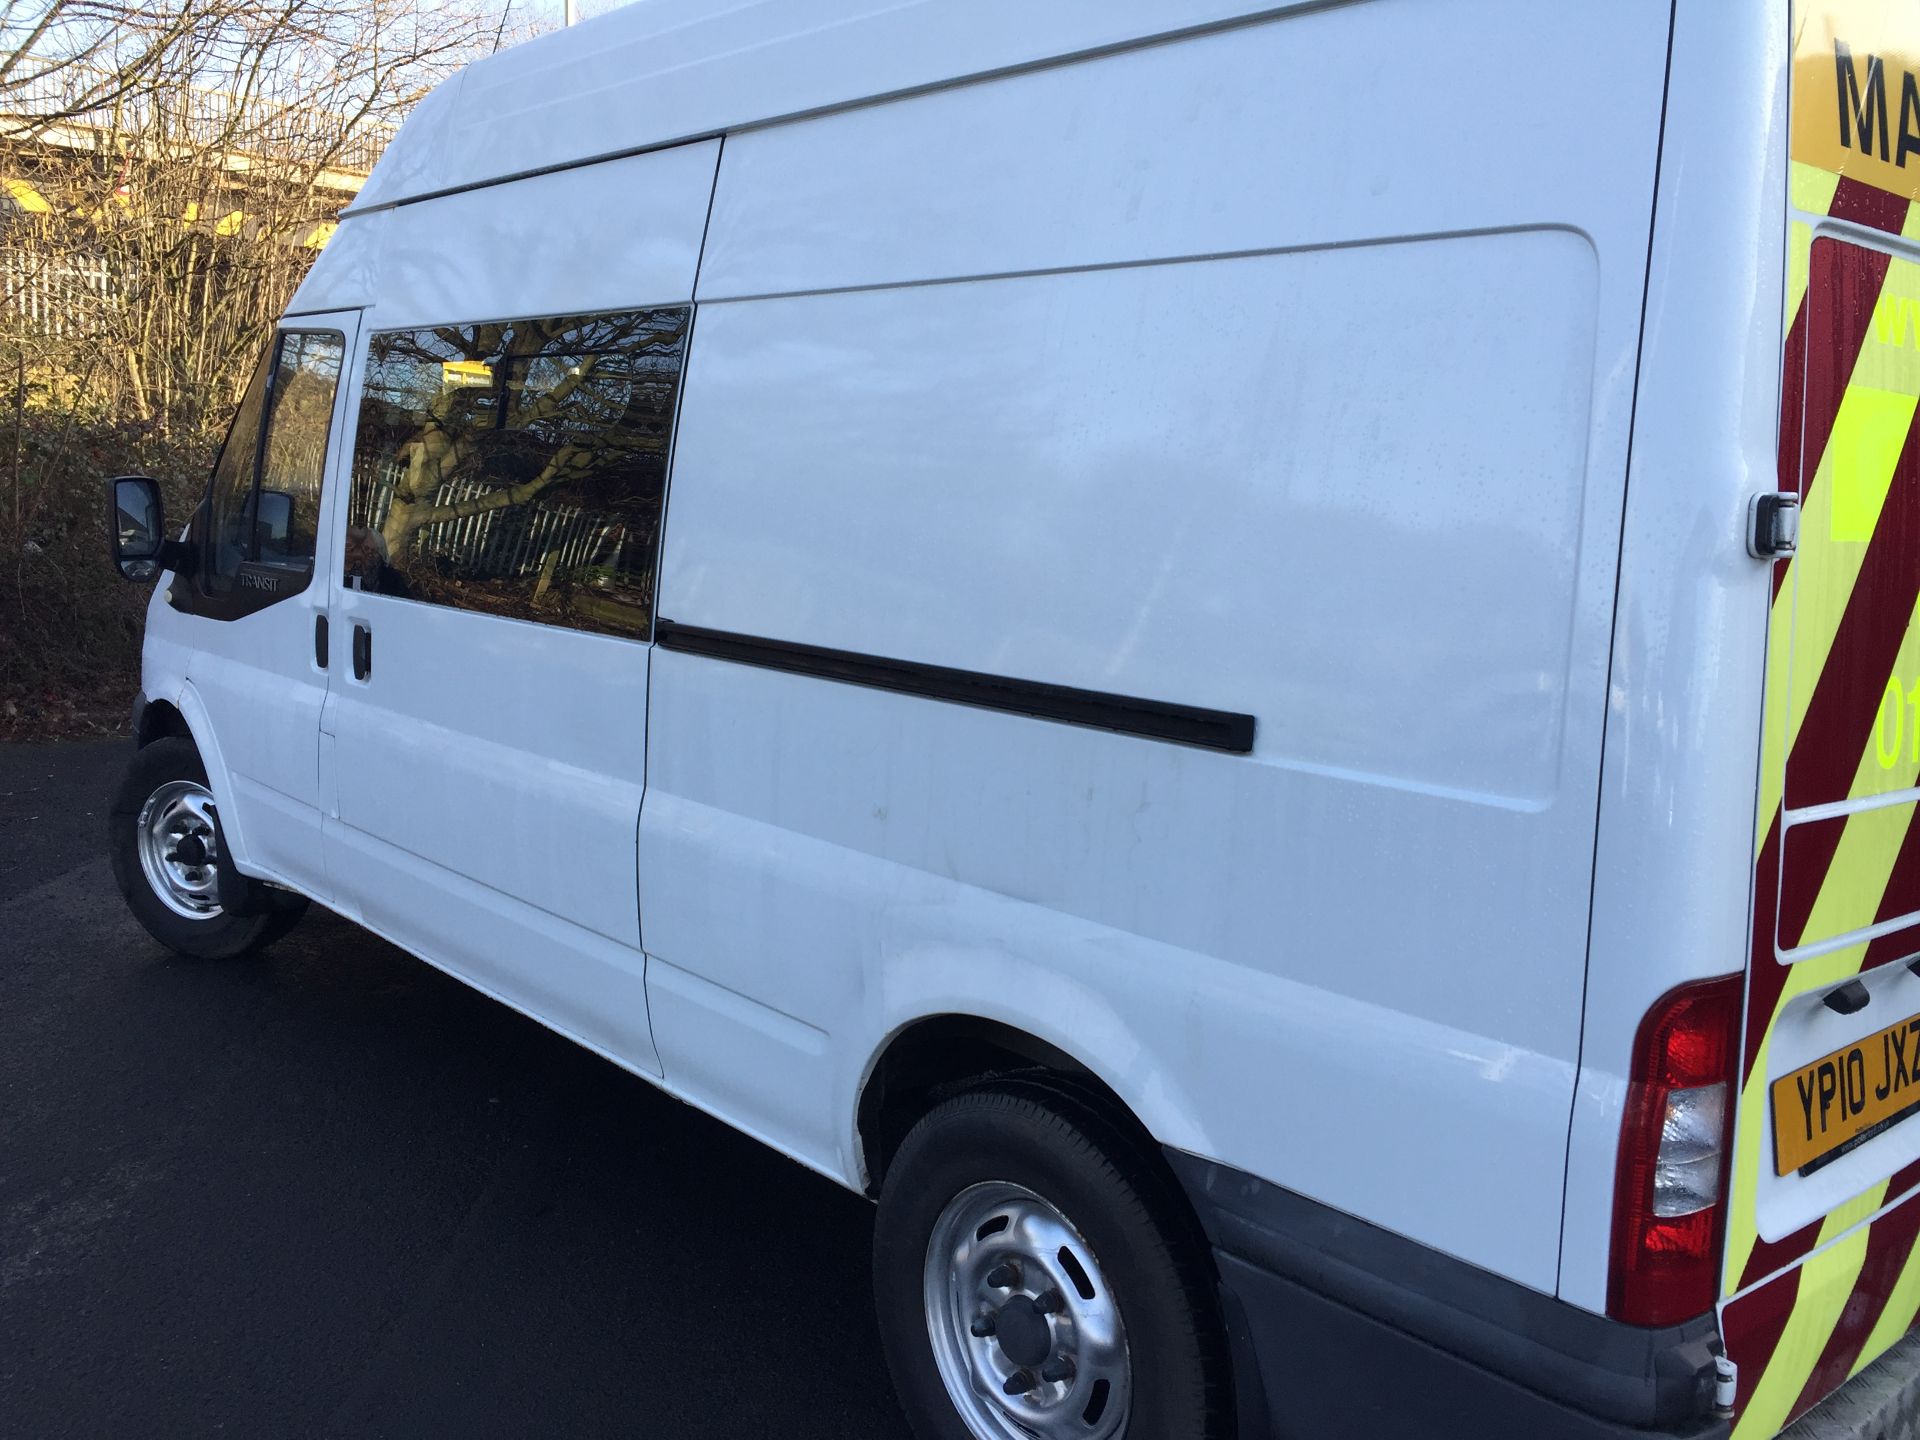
[134,696,193,748]
[855,1013,1172,1199]
[858,1011,1262,1434]
[147,681,255,874]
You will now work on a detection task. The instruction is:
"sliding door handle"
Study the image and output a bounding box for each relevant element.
[351,623,371,681]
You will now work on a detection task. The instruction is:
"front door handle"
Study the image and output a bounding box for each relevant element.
[315,613,329,669]
[351,623,371,681]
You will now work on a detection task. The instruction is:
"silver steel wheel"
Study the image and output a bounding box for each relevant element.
[135,779,223,920]
[923,1181,1131,1440]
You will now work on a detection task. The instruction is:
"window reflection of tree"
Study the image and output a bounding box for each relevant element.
[347,309,686,637]
[260,350,341,563]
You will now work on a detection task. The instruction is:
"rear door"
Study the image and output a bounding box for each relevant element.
[1722,5,1920,1433]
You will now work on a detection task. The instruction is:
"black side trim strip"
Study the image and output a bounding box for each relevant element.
[653,619,1256,754]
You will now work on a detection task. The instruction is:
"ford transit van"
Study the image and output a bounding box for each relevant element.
[99,2,1920,1435]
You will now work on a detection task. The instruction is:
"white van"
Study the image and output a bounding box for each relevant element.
[99,2,1920,1436]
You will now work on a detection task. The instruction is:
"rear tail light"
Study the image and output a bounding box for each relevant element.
[1608,975,1743,1327]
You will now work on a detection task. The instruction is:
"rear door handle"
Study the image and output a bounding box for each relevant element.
[351,623,371,681]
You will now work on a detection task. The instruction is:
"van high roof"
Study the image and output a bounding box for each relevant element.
[350,0,1288,213]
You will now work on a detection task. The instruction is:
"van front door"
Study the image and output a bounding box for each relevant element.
[320,306,691,1077]
[178,312,359,899]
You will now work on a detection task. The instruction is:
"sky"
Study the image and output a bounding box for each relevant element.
[512,0,647,33]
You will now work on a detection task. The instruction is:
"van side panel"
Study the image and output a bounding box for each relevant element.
[652,234,1599,1280]
[674,239,1595,800]
[644,0,1671,1293]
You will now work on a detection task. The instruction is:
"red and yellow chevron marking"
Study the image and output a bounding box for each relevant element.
[1725,5,1920,1435]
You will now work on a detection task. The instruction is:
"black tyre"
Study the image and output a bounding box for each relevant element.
[107,737,308,959]
[873,1084,1232,1440]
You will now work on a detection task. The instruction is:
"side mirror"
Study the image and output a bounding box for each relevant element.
[254,488,293,547]
[106,475,191,582]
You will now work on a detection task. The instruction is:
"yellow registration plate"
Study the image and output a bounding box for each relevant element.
[1772,1012,1920,1175]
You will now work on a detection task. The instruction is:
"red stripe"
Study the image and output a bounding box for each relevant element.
[1885,1155,1920,1210]
[1829,176,1914,236]
[1785,1199,1920,1424]
[1724,1266,1805,1418]
[1795,236,1895,534]
[1782,297,1810,496]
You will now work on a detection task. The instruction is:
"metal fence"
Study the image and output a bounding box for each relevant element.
[0,247,110,340]
[355,462,631,582]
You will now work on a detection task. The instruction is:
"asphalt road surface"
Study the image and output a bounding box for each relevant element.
[0,740,910,1439]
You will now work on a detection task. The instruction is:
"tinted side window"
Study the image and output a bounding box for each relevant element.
[203,345,271,596]
[344,308,688,641]
[256,333,344,570]
[202,329,345,606]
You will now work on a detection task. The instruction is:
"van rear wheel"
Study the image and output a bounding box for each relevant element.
[873,1086,1229,1440]
[108,737,307,959]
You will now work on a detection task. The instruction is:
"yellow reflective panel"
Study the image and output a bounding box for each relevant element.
[1792,160,1844,219]
[1790,220,1816,330]
[1828,385,1915,540]
[1793,0,1920,202]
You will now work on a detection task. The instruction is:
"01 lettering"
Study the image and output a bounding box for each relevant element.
[1877,675,1920,770]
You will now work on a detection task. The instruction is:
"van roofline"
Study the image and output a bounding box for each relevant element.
[347,0,1337,215]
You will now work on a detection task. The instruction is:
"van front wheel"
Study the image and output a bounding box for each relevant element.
[108,737,307,959]
[873,1086,1229,1440]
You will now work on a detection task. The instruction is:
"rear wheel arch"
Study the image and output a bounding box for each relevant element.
[855,1014,1170,1200]
[867,1049,1242,1439]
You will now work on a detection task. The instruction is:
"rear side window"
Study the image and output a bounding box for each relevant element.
[199,329,344,611]
[344,308,689,641]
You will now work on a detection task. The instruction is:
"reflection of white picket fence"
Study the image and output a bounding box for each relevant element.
[357,463,629,581]
[0,247,112,339]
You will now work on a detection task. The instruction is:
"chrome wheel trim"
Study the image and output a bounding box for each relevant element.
[923,1181,1131,1440]
[135,779,223,920]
